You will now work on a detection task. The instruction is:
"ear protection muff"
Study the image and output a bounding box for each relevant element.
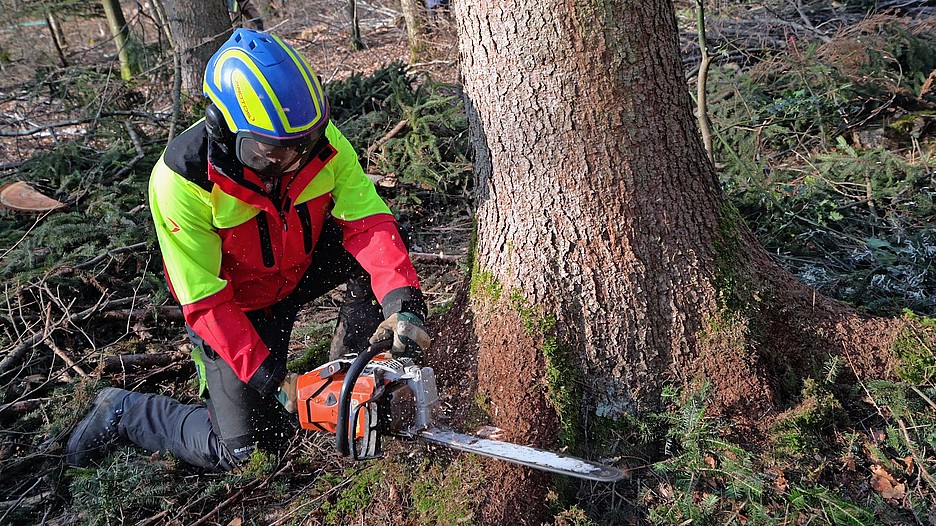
[205,104,235,146]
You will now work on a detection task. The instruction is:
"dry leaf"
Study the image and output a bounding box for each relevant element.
[878,482,906,501]
[842,454,857,471]
[870,464,897,484]
[870,464,906,501]
[226,518,243,526]
[900,456,914,474]
[773,471,789,492]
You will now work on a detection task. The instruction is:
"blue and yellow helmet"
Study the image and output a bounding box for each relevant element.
[203,29,329,144]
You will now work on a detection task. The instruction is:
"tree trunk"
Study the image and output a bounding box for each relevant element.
[100,0,134,79]
[160,0,231,95]
[45,10,68,67]
[400,0,427,63]
[347,0,363,50]
[452,1,906,522]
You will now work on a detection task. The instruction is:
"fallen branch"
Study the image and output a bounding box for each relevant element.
[0,296,134,376]
[366,119,408,156]
[0,398,50,418]
[188,461,292,526]
[0,111,172,137]
[410,251,466,263]
[99,352,187,374]
[102,305,184,322]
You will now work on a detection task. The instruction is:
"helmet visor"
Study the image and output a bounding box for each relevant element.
[236,129,323,176]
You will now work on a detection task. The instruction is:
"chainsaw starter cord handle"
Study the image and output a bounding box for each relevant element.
[335,340,392,457]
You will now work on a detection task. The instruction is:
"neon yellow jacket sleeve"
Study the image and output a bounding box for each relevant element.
[148,154,227,305]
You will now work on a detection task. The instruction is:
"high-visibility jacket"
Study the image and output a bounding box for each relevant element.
[149,120,422,394]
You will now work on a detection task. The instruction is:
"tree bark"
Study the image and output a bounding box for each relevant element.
[45,10,68,67]
[456,0,731,416]
[100,0,134,79]
[400,0,428,63]
[452,1,906,522]
[160,0,232,95]
[347,0,363,50]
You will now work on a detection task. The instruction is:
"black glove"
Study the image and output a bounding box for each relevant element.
[369,312,431,361]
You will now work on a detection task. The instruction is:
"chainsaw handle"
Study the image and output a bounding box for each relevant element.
[335,340,392,457]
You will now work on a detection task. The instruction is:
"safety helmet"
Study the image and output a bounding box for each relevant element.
[203,29,329,175]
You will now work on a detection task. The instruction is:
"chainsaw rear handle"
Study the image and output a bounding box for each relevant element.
[335,339,392,457]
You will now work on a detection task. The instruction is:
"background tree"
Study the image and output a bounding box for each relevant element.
[347,0,363,50]
[44,9,67,66]
[451,0,918,522]
[400,0,427,62]
[160,0,231,94]
[100,0,133,79]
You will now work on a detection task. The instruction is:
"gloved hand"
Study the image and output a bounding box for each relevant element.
[369,312,431,361]
[275,373,299,413]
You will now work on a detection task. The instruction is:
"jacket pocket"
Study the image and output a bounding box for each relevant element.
[255,213,275,267]
[295,202,315,253]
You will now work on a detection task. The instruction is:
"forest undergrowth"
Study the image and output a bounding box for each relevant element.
[0,1,934,524]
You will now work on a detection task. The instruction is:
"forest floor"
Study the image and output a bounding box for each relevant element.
[0,0,935,525]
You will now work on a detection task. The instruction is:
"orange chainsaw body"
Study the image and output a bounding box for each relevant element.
[296,360,384,439]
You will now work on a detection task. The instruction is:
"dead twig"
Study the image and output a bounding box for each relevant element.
[111,121,147,182]
[897,418,936,490]
[366,119,408,156]
[188,461,293,526]
[99,352,186,374]
[0,296,134,376]
[135,510,170,526]
[74,242,149,270]
[410,251,466,263]
[0,479,46,523]
[47,339,89,378]
[0,397,50,418]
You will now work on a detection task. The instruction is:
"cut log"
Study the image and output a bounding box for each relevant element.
[0,182,67,213]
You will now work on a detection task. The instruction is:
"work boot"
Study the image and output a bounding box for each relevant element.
[66,387,142,467]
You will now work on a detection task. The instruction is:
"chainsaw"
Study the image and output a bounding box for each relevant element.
[295,343,624,482]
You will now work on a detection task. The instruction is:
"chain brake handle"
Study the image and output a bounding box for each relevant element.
[335,339,393,458]
[349,399,382,460]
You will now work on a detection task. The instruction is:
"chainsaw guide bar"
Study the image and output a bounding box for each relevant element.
[418,427,625,482]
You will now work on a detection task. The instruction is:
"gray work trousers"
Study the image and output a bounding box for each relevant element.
[117,219,383,470]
